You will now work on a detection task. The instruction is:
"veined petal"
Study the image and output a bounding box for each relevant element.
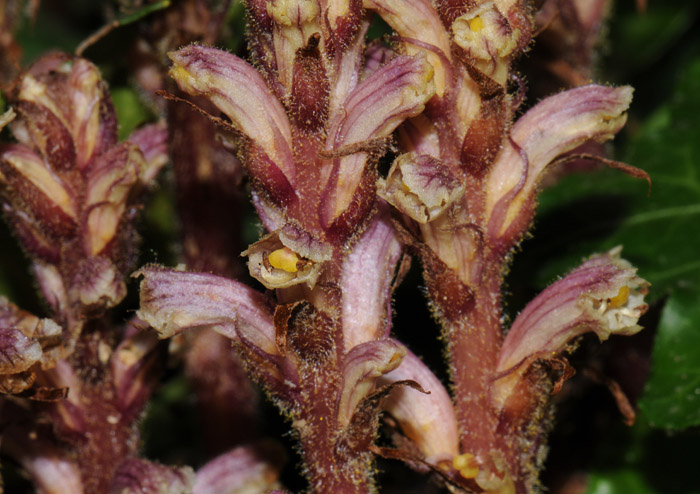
[267,0,322,90]
[485,85,633,241]
[111,328,162,418]
[0,296,63,371]
[452,1,520,84]
[18,54,116,168]
[86,142,144,255]
[363,0,452,96]
[127,121,169,185]
[323,54,435,222]
[329,53,435,148]
[340,209,402,350]
[378,152,465,224]
[379,347,459,464]
[0,328,42,374]
[194,441,285,494]
[135,267,277,355]
[338,339,406,427]
[168,45,296,186]
[493,247,649,409]
[109,459,195,494]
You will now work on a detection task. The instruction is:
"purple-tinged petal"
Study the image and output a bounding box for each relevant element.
[68,256,126,310]
[0,296,64,374]
[340,209,402,350]
[364,0,452,96]
[267,0,322,90]
[65,58,113,167]
[328,21,368,117]
[85,142,144,255]
[451,2,522,84]
[243,230,327,290]
[127,121,168,185]
[379,347,459,464]
[322,54,435,223]
[109,458,195,494]
[328,53,435,150]
[3,423,84,494]
[485,85,633,243]
[378,152,465,224]
[194,440,286,494]
[493,247,649,409]
[33,262,69,315]
[135,267,277,355]
[17,54,116,168]
[111,328,163,419]
[168,45,296,187]
[0,328,42,373]
[338,339,406,427]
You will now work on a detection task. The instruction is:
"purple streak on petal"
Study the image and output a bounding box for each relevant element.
[194,440,286,494]
[486,84,633,242]
[494,248,649,408]
[109,458,195,494]
[379,346,459,463]
[135,267,276,354]
[111,328,164,420]
[168,45,296,187]
[363,0,451,95]
[0,328,42,373]
[338,339,406,426]
[341,207,402,350]
[127,121,168,184]
[321,53,435,224]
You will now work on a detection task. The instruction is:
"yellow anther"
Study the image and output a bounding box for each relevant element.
[268,247,300,273]
[608,285,630,309]
[453,453,480,479]
[469,16,484,32]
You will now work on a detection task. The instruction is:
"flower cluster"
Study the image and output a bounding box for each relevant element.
[136,0,650,493]
[0,0,651,492]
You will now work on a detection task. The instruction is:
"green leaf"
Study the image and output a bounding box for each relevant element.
[514,58,700,430]
[111,87,151,140]
[586,470,654,494]
[639,286,700,428]
[607,0,700,78]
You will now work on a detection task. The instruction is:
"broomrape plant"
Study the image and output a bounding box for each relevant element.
[0,0,653,493]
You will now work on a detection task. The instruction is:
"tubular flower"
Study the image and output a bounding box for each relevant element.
[494,247,650,411]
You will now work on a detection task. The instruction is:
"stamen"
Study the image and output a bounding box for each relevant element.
[269,247,300,273]
[608,285,630,308]
[469,16,484,32]
[453,453,480,478]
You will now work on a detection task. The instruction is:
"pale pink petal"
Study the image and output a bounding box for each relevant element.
[340,209,402,350]
[494,247,649,409]
[380,347,459,464]
[485,85,632,242]
[168,45,295,187]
